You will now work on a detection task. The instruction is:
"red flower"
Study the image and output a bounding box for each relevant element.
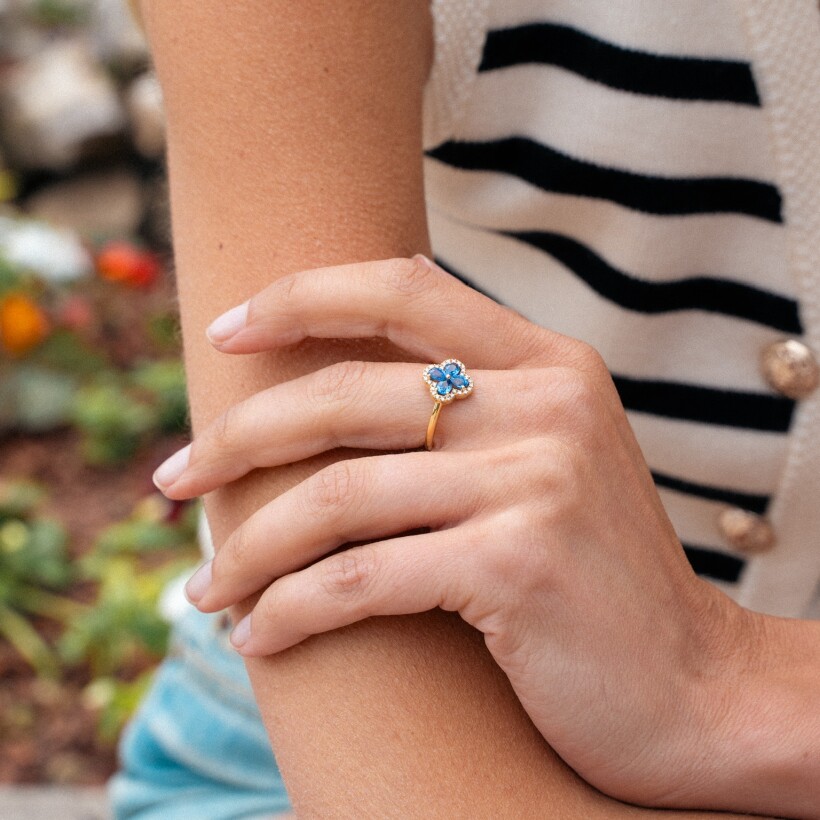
[96,242,160,288]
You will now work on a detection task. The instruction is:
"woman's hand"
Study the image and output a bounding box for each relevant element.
[153,255,759,808]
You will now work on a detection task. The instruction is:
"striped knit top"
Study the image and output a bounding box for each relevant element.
[419,0,820,619]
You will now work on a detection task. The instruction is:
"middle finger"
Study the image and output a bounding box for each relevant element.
[187,446,506,613]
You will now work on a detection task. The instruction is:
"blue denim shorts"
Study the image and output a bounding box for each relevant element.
[107,604,292,819]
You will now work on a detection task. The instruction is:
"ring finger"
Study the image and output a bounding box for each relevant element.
[154,360,542,499]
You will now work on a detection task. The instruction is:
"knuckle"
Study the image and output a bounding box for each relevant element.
[253,583,283,627]
[309,359,369,405]
[273,271,301,309]
[321,546,378,601]
[209,402,240,453]
[569,339,610,380]
[506,319,552,368]
[549,366,600,416]
[536,437,578,493]
[378,256,435,297]
[304,460,361,514]
[478,507,543,586]
[222,522,252,568]
[481,439,531,473]
[538,437,587,517]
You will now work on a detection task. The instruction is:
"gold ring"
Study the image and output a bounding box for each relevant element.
[422,359,474,450]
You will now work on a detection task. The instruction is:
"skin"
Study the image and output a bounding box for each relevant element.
[139,1,800,817]
[157,255,820,817]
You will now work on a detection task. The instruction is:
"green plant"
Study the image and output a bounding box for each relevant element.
[0,475,199,747]
[0,479,78,677]
[83,671,157,743]
[71,380,157,464]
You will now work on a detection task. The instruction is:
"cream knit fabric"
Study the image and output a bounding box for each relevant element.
[420,0,820,618]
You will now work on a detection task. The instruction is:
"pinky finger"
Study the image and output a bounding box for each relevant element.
[229,527,480,657]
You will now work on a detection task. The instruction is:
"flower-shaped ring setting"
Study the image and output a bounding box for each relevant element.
[421,358,474,450]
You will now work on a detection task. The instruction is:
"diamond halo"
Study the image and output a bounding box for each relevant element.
[422,358,474,403]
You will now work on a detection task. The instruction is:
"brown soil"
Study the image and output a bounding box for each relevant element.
[0,428,189,785]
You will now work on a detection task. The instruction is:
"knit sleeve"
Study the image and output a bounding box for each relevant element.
[422,0,490,150]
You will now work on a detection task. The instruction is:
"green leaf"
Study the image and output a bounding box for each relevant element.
[0,257,23,295]
[58,557,178,675]
[7,583,85,622]
[130,359,188,434]
[34,330,110,377]
[146,313,182,353]
[0,601,60,678]
[71,382,157,466]
[0,518,72,588]
[84,671,156,743]
[94,519,190,556]
[0,477,47,519]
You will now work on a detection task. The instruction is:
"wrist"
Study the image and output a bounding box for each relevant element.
[672,593,820,817]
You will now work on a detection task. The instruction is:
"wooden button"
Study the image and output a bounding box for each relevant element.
[717,508,776,554]
[761,339,819,399]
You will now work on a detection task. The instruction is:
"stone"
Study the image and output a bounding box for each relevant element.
[0,214,92,281]
[0,39,126,171]
[88,0,149,71]
[24,167,144,238]
[126,72,164,158]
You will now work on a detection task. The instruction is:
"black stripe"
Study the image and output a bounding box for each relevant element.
[479,22,760,106]
[652,471,769,515]
[682,543,745,583]
[504,230,801,334]
[435,257,795,433]
[427,138,782,223]
[614,375,794,432]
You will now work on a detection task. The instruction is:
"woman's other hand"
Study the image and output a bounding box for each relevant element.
[154,254,760,809]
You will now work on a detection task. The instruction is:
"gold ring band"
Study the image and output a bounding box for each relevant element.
[421,358,474,450]
[425,402,443,450]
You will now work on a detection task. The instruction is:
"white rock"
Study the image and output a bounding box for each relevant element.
[88,0,148,68]
[126,72,164,158]
[0,215,92,281]
[0,39,125,170]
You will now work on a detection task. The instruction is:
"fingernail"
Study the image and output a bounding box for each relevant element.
[184,560,213,604]
[207,301,249,344]
[230,613,251,648]
[152,443,191,491]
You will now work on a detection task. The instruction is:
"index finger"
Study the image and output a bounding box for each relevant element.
[205,255,554,369]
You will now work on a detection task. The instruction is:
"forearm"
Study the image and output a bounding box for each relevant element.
[139,2,601,815]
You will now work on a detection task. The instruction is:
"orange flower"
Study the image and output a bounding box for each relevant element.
[96,242,160,288]
[0,294,50,356]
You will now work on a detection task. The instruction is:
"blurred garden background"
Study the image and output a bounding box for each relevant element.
[0,0,201,800]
